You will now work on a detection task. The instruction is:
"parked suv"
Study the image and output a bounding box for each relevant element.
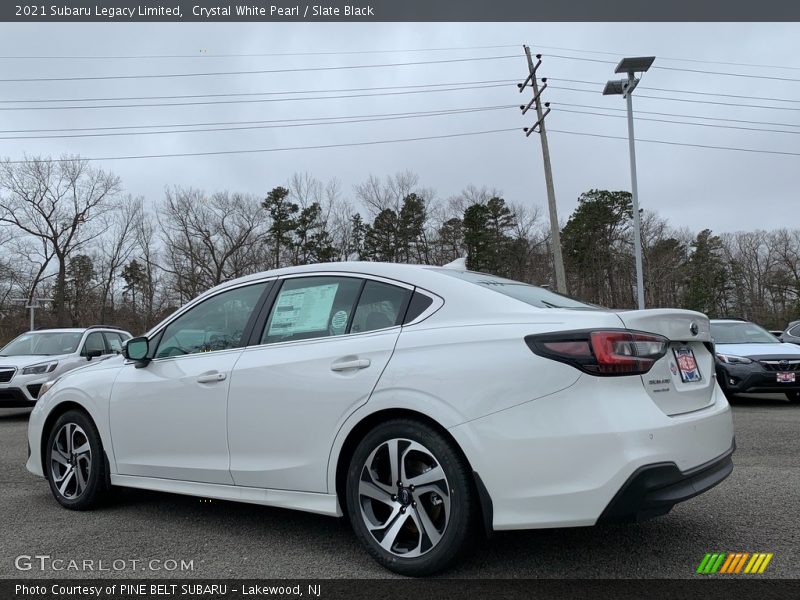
[0,326,132,406]
[779,320,800,345]
[711,318,800,403]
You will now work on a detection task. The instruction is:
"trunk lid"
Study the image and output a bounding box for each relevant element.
[614,309,716,416]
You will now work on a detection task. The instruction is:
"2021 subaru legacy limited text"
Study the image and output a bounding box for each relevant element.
[27,263,734,575]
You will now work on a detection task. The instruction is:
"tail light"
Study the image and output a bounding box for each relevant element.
[525,329,669,376]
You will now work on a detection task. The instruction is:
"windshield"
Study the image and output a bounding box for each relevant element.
[711,321,778,344]
[0,331,83,356]
[434,269,599,310]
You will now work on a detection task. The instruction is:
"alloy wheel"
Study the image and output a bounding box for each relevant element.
[50,423,92,499]
[358,438,450,558]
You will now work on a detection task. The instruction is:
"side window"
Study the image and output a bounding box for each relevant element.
[790,325,800,337]
[82,332,106,356]
[262,277,362,344]
[155,283,267,358]
[403,291,434,324]
[103,332,124,354]
[351,281,411,334]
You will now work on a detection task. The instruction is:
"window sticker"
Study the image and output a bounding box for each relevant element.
[330,310,349,335]
[268,283,339,336]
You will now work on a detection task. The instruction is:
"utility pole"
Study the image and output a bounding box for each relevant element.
[11,297,53,331]
[519,45,567,295]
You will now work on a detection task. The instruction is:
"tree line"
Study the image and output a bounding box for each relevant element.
[0,156,798,342]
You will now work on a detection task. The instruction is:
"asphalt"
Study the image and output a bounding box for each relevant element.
[1,395,797,580]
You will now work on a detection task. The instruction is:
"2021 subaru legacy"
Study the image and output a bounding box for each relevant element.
[27,262,734,575]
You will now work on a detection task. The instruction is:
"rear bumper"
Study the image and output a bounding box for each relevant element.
[449,374,734,531]
[598,440,735,523]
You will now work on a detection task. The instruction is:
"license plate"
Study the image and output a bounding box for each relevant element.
[777,372,796,383]
[673,346,702,382]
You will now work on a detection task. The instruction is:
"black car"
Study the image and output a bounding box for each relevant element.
[711,318,800,403]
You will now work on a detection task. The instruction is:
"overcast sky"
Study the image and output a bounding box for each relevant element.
[0,22,797,234]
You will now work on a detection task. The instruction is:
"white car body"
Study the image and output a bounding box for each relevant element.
[0,327,132,407]
[27,263,734,532]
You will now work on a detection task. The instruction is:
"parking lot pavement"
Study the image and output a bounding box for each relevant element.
[1,397,797,580]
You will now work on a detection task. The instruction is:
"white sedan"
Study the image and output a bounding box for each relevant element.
[27,262,734,575]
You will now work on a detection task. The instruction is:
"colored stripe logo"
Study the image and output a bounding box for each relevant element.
[696,552,773,574]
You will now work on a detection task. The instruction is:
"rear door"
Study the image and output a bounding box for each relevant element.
[227,275,412,492]
[614,309,716,415]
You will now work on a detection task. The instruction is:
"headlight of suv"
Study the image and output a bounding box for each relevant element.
[21,361,58,375]
[716,353,753,365]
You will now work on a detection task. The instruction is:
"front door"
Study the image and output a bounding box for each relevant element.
[109,281,269,484]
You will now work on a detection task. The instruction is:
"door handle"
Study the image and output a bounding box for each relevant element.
[330,358,371,372]
[197,371,227,384]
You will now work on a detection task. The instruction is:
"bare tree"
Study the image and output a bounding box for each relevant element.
[159,187,269,301]
[96,196,142,323]
[0,156,121,325]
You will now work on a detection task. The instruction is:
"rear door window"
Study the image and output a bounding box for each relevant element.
[351,281,411,334]
[262,277,362,344]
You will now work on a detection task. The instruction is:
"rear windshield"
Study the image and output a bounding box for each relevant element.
[711,321,778,344]
[433,269,598,310]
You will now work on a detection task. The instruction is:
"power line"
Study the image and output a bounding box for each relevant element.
[3,41,799,73]
[4,124,799,163]
[0,105,516,135]
[544,54,800,83]
[0,105,517,140]
[2,127,520,163]
[0,83,512,112]
[0,44,520,60]
[554,107,800,135]
[531,43,800,72]
[547,77,800,104]
[549,85,800,112]
[548,128,800,157]
[0,79,518,104]
[550,101,800,129]
[0,54,520,83]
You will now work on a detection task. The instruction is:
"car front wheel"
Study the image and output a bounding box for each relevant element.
[345,419,476,576]
[45,410,109,510]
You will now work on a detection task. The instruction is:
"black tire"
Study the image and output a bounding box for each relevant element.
[345,418,476,576]
[786,392,800,404]
[45,409,110,510]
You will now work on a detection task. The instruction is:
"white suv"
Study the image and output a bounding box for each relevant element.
[0,326,132,406]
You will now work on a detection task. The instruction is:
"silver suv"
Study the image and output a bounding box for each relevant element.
[0,326,132,406]
[780,320,800,346]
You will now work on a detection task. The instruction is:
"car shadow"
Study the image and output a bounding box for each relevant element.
[727,394,795,407]
[0,408,32,421]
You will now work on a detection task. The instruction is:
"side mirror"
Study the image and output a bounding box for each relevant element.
[85,348,103,361]
[124,337,150,368]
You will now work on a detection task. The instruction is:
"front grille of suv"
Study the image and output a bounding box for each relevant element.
[760,360,800,372]
[0,367,16,383]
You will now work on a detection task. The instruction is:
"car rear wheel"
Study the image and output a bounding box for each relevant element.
[786,392,800,404]
[345,419,476,576]
[45,410,109,510]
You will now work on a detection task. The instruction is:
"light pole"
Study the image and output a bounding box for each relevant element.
[11,297,53,331]
[603,56,655,311]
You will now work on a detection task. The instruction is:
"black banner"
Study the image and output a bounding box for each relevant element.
[3,579,800,600]
[2,0,800,22]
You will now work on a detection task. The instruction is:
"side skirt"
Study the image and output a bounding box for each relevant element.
[110,474,343,517]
